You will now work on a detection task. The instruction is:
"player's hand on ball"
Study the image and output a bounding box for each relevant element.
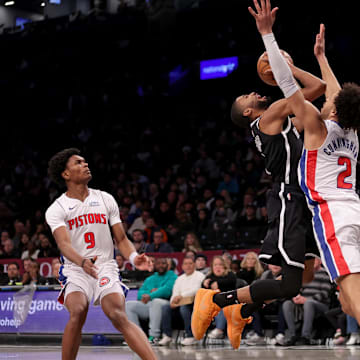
[82,257,98,279]
[134,253,152,271]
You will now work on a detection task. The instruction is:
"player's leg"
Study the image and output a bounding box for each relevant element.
[337,273,360,324]
[63,291,89,360]
[101,292,157,360]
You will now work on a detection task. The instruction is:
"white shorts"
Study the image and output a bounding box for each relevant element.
[58,259,129,306]
[310,199,360,281]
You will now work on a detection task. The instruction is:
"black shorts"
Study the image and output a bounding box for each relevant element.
[259,183,319,269]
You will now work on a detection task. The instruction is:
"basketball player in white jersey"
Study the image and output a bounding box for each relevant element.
[249,0,360,325]
[45,148,157,360]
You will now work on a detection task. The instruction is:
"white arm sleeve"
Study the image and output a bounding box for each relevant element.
[101,191,122,226]
[262,33,299,98]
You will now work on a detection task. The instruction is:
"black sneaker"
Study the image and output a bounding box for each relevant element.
[296,337,311,345]
[283,336,298,346]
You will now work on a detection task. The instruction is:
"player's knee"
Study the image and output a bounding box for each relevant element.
[107,308,128,327]
[69,303,88,321]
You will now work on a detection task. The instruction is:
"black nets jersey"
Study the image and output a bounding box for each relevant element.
[250,116,302,185]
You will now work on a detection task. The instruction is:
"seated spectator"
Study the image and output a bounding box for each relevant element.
[115,253,132,271]
[38,234,59,258]
[283,258,332,345]
[222,251,233,270]
[131,229,146,253]
[159,256,205,346]
[182,232,203,253]
[230,260,241,274]
[246,264,285,346]
[0,239,20,259]
[0,264,9,285]
[6,262,22,286]
[21,240,40,260]
[166,258,177,272]
[195,254,210,275]
[155,202,174,228]
[237,251,264,285]
[144,218,168,243]
[173,209,194,234]
[235,202,264,227]
[125,258,177,343]
[184,250,197,261]
[203,255,237,339]
[45,258,61,285]
[216,172,239,196]
[22,257,32,280]
[146,231,174,253]
[128,210,151,235]
[210,195,234,223]
[22,260,47,285]
[346,315,360,345]
[1,230,11,248]
[19,233,30,254]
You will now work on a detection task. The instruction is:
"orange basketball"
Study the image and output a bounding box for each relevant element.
[257,50,293,86]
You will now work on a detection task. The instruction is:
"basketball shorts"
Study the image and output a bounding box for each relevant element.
[58,259,129,307]
[308,199,360,281]
[259,183,319,269]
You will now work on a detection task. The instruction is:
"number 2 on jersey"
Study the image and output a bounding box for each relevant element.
[84,232,95,249]
[337,157,352,189]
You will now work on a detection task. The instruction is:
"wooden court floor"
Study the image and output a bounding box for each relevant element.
[0,344,359,360]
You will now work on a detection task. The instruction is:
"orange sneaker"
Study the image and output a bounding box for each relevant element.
[191,288,221,340]
[223,304,252,349]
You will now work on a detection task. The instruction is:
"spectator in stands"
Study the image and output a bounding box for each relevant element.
[12,219,25,247]
[38,234,58,258]
[210,195,234,223]
[166,258,177,272]
[1,230,10,247]
[22,258,32,277]
[22,260,47,285]
[195,254,210,275]
[283,258,332,345]
[203,255,237,339]
[0,264,9,285]
[19,233,30,254]
[216,172,239,196]
[7,262,23,286]
[230,260,241,274]
[182,232,203,253]
[195,209,210,245]
[184,250,197,261]
[155,202,174,228]
[45,258,61,285]
[126,258,177,344]
[346,315,360,345]
[222,251,233,270]
[116,253,128,271]
[173,209,194,234]
[128,210,151,235]
[237,251,264,285]
[146,230,173,253]
[131,229,146,253]
[144,218,168,243]
[159,256,205,346]
[246,264,285,346]
[21,240,40,260]
[0,239,20,259]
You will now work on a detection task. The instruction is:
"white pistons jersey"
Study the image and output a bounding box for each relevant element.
[46,188,121,265]
[299,120,359,203]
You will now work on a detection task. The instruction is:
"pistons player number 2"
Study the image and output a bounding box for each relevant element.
[84,232,95,249]
[337,157,352,189]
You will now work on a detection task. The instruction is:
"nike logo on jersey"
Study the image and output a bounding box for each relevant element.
[69,206,76,210]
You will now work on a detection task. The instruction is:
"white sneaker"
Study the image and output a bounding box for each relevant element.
[245,333,266,346]
[245,330,256,339]
[274,333,285,346]
[181,337,198,346]
[346,333,360,345]
[208,328,225,339]
[158,335,172,346]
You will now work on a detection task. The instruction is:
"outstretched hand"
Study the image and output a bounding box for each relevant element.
[133,253,152,271]
[314,23,325,58]
[248,0,279,36]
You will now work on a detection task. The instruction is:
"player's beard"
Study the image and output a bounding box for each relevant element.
[256,96,273,111]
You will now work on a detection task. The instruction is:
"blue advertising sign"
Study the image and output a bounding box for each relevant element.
[0,289,138,334]
[200,56,238,80]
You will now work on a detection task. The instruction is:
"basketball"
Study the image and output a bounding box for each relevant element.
[257,50,293,86]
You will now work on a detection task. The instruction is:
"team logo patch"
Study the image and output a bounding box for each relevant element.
[89,201,100,207]
[99,277,110,287]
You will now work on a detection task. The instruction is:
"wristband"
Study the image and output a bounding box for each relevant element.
[81,258,87,268]
[129,251,139,266]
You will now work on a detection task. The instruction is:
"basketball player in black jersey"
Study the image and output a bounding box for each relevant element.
[191,5,327,350]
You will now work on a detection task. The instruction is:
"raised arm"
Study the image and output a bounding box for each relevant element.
[314,23,341,119]
[248,0,326,149]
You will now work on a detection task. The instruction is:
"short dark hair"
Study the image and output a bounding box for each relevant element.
[195,253,207,261]
[8,262,20,270]
[335,83,360,130]
[48,148,81,186]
